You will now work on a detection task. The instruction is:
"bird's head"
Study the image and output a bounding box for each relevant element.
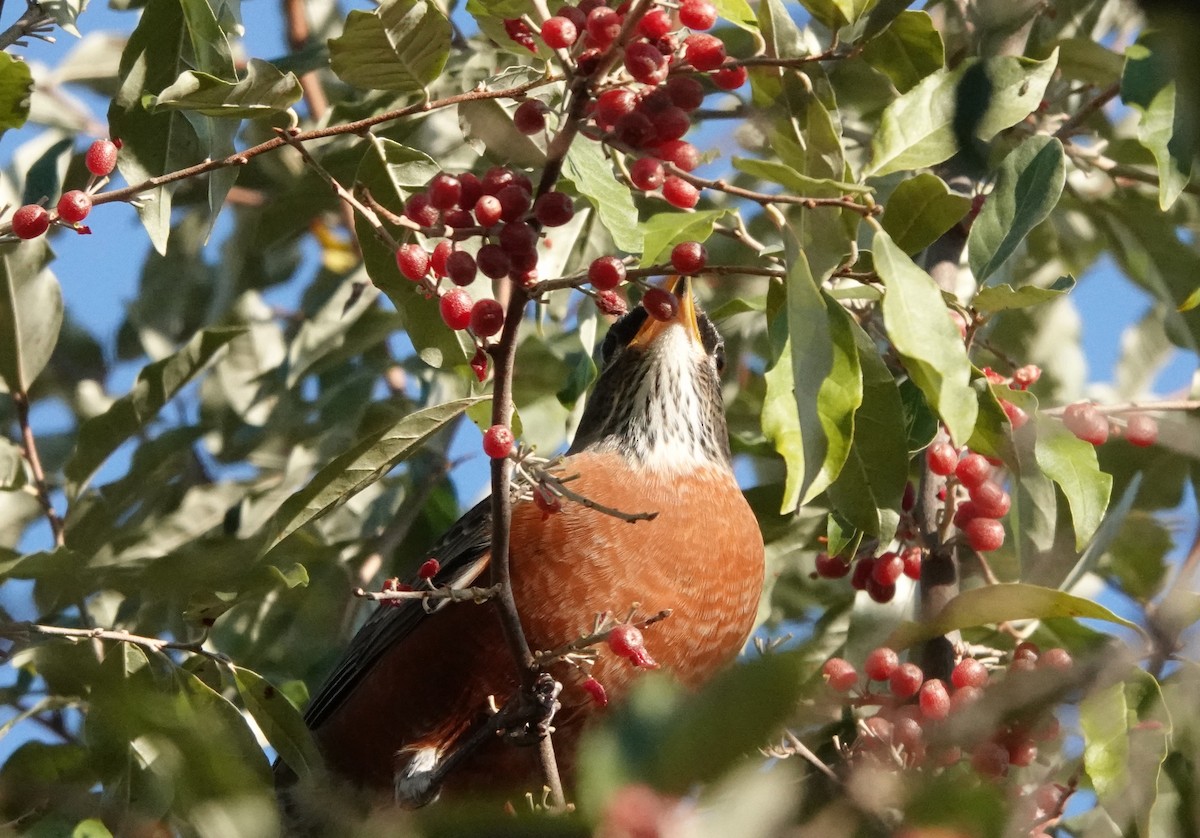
[570,277,731,474]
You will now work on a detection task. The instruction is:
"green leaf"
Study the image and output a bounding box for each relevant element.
[860,10,944,93]
[233,666,322,781]
[880,172,970,254]
[826,318,907,539]
[1035,419,1113,550]
[866,49,1059,178]
[732,157,873,196]
[148,59,303,118]
[886,583,1142,649]
[329,0,451,93]
[758,0,805,61]
[972,275,1075,312]
[563,140,641,255]
[1123,36,1194,210]
[1056,37,1124,87]
[710,0,757,30]
[639,209,727,267]
[0,52,33,134]
[873,229,978,443]
[255,397,485,555]
[64,326,246,495]
[22,137,74,207]
[968,135,1067,283]
[71,820,114,838]
[0,241,61,394]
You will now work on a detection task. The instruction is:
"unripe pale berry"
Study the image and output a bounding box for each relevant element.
[1062,402,1108,445]
[482,424,515,458]
[439,288,473,330]
[56,190,92,224]
[11,205,49,239]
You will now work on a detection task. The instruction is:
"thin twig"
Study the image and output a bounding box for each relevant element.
[529,261,786,295]
[352,583,502,605]
[12,391,63,548]
[1040,399,1200,417]
[0,1,54,51]
[532,609,672,666]
[763,730,841,782]
[0,621,229,663]
[1053,81,1120,139]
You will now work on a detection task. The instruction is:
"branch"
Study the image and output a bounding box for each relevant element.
[1039,398,1200,417]
[1053,81,1120,139]
[0,621,229,663]
[529,261,785,295]
[12,390,63,548]
[352,583,501,606]
[531,608,671,667]
[0,0,53,51]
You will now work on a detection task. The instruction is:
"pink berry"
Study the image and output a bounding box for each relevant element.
[1000,399,1029,429]
[919,679,951,720]
[1125,413,1158,447]
[582,676,608,706]
[85,139,118,176]
[1039,647,1073,670]
[662,176,699,208]
[864,647,899,681]
[418,558,440,579]
[670,240,707,273]
[439,288,473,330]
[969,480,1011,518]
[1012,364,1042,388]
[11,205,49,239]
[712,65,748,90]
[655,139,700,171]
[607,623,658,668]
[470,298,505,337]
[964,517,1005,552]
[889,662,924,699]
[514,99,549,134]
[822,657,858,691]
[482,424,515,459]
[637,8,671,38]
[955,453,991,489]
[684,33,726,71]
[55,190,92,224]
[926,442,958,476]
[641,287,678,321]
[1062,402,1109,445]
[396,244,430,280]
[679,0,717,29]
[540,15,578,48]
[951,658,989,690]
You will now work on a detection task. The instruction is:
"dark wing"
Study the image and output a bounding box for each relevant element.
[302,497,493,730]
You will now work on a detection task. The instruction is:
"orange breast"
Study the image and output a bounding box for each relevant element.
[312,451,764,799]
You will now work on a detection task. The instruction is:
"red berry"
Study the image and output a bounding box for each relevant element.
[470,347,489,382]
[541,15,578,48]
[971,741,1010,778]
[445,250,477,286]
[637,8,670,39]
[951,658,989,690]
[499,220,538,254]
[679,0,717,29]
[586,6,622,45]
[1007,737,1038,767]
[1013,641,1040,663]
[55,190,91,224]
[457,172,483,209]
[649,105,691,144]
[11,205,49,239]
[1039,647,1073,670]
[866,577,896,603]
[926,442,958,476]
[404,192,439,227]
[534,191,574,227]
[863,716,893,745]
[970,481,1011,518]
[477,244,511,279]
[712,65,748,90]
[655,139,700,171]
[850,556,874,590]
[624,41,669,85]
[889,663,924,699]
[1012,364,1042,388]
[964,517,1005,552]
[662,176,699,208]
[822,657,858,691]
[514,99,549,134]
[614,111,657,148]
[482,424,515,459]
[470,298,505,337]
[418,558,441,579]
[953,500,979,527]
[665,76,705,111]
[901,546,922,580]
[814,552,849,579]
[85,139,119,176]
[595,88,638,129]
[439,288,473,330]
[427,173,462,210]
[481,166,518,195]
[430,240,453,276]
[607,623,658,668]
[864,647,899,681]
[630,157,665,191]
[919,679,951,720]
[475,195,503,227]
[871,551,903,586]
[684,33,726,71]
[1062,402,1108,445]
[396,244,430,280]
[982,366,1006,385]
[951,685,983,712]
[669,240,707,273]
[641,287,678,321]
[594,289,628,316]
[955,452,991,488]
[893,715,925,754]
[1125,413,1158,447]
[504,17,537,51]
[587,256,627,291]
[949,309,968,339]
[582,676,609,706]
[496,183,532,222]
[1000,399,1029,429]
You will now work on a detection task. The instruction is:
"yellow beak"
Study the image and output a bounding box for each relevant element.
[630,276,703,348]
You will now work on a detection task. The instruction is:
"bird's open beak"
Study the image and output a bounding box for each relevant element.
[630,276,703,348]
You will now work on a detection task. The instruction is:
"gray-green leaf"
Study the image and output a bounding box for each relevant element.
[329,0,451,93]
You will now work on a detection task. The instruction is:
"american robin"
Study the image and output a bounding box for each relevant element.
[279,277,764,812]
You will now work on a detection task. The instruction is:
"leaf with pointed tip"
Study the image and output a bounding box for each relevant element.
[329,0,450,93]
[564,140,640,255]
[148,59,303,118]
[1035,419,1113,550]
[0,241,61,395]
[233,666,322,781]
[860,10,944,93]
[873,229,978,443]
[880,172,970,254]
[1123,36,1194,210]
[64,327,246,495]
[733,157,872,196]
[0,52,33,133]
[256,398,485,556]
[887,583,1141,649]
[968,135,1066,283]
[639,209,727,268]
[972,275,1075,312]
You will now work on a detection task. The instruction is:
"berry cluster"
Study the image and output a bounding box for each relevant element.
[822,642,1072,784]
[1061,402,1158,447]
[6,138,118,241]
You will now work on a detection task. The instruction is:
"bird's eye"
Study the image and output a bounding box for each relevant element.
[714,347,726,375]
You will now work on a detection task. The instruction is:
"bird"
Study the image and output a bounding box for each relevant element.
[277,277,764,817]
